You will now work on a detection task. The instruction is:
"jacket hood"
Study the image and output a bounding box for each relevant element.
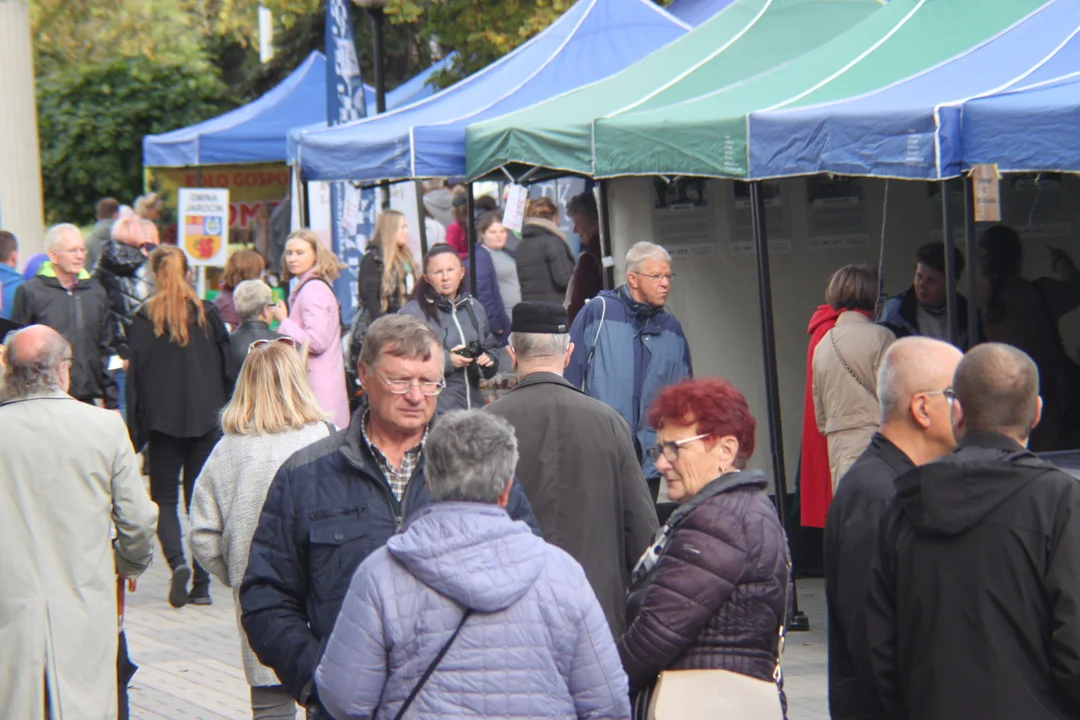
[37,261,91,281]
[522,217,567,242]
[894,432,1045,536]
[388,502,543,613]
[807,305,841,335]
[423,188,455,227]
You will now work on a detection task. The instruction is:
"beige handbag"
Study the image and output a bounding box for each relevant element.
[644,668,784,720]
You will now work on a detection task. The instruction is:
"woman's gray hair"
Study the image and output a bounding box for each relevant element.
[425,410,519,504]
[625,241,671,273]
[508,331,570,359]
[233,280,273,322]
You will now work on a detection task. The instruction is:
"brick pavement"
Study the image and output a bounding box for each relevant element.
[125,555,829,719]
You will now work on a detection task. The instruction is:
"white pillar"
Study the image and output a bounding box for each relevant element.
[0,0,45,266]
[258,5,275,64]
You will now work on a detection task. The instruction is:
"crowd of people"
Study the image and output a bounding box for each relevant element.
[3,185,1080,720]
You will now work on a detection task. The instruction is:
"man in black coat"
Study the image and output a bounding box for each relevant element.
[485,302,659,635]
[11,224,117,408]
[240,315,539,718]
[866,343,1080,720]
[824,336,963,720]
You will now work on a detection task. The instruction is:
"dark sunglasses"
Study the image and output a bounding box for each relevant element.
[248,336,299,354]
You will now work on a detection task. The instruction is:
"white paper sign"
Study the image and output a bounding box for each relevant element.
[342,184,362,236]
[502,184,528,233]
[178,188,229,267]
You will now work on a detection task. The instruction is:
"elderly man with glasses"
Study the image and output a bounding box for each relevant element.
[823,336,963,720]
[566,241,693,501]
[240,314,538,720]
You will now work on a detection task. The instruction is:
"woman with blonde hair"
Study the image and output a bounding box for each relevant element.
[357,210,416,320]
[270,229,350,428]
[127,245,234,608]
[215,249,267,330]
[191,340,333,720]
[134,192,164,221]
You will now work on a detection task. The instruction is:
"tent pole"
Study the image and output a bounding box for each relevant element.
[597,179,615,290]
[962,175,979,349]
[415,180,429,257]
[467,183,477,296]
[941,178,960,347]
[298,171,310,228]
[750,180,809,631]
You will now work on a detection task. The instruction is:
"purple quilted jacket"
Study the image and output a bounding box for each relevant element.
[315,502,631,719]
[619,470,791,692]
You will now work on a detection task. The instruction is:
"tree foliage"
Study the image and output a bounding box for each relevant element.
[38,58,231,224]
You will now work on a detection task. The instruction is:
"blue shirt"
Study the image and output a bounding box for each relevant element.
[0,264,25,320]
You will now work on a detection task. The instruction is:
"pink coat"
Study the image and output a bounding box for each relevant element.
[278,271,350,428]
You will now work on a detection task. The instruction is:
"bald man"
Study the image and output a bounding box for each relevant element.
[0,325,157,719]
[866,343,1080,720]
[824,336,963,720]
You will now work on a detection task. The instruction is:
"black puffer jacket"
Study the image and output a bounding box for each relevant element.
[94,240,153,359]
[620,470,791,695]
[357,245,410,321]
[516,218,575,304]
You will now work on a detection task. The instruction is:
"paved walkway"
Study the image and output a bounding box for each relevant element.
[126,557,829,719]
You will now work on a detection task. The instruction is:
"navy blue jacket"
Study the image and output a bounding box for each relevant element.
[474,245,511,344]
[239,412,540,707]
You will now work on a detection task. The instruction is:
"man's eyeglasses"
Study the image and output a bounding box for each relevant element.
[646,433,708,463]
[634,272,677,283]
[248,337,299,354]
[372,367,445,396]
[922,387,956,404]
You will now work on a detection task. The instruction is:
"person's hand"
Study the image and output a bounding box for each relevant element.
[270,301,288,324]
[122,359,130,372]
[476,352,495,368]
[449,346,474,368]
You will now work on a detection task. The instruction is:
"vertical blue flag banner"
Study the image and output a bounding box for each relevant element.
[325,0,374,323]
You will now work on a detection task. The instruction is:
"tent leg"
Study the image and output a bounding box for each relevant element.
[750,180,809,632]
[597,179,615,290]
[963,175,979,349]
[415,180,429,257]
[467,183,477,296]
[941,179,960,346]
[297,171,310,228]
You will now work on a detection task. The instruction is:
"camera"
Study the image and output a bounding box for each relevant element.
[455,341,489,360]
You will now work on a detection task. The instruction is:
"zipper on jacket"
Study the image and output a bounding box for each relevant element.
[449,301,471,410]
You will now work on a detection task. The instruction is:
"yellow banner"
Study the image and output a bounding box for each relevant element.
[146,163,290,231]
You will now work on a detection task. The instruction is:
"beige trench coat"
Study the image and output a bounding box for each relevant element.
[0,391,158,719]
[812,312,895,489]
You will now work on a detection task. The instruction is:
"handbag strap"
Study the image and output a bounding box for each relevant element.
[394,608,473,720]
[828,328,877,401]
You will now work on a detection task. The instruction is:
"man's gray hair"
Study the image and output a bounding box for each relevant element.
[359,314,443,372]
[426,410,519,503]
[1,327,71,401]
[44,223,81,253]
[233,280,273,322]
[625,241,671,273]
[508,331,570,359]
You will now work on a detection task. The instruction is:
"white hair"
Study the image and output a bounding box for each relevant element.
[43,224,82,253]
[233,280,273,322]
[625,241,671,273]
[508,332,570,359]
[426,411,518,503]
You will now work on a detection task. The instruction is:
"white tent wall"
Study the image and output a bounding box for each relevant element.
[606,175,1080,493]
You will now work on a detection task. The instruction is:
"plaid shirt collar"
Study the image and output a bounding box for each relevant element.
[360,410,427,502]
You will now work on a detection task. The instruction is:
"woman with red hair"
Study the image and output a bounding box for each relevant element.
[620,377,790,718]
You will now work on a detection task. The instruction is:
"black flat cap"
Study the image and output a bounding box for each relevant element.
[511,301,569,334]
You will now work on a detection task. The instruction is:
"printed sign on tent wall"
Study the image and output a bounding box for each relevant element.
[1003,173,1071,241]
[651,177,716,259]
[729,181,791,255]
[806,177,868,250]
[179,188,229,267]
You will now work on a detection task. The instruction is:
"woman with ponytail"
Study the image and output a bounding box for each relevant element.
[127,246,234,608]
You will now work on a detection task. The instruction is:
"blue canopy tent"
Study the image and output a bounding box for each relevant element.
[143,51,452,168]
[745,0,1080,180]
[962,72,1080,173]
[289,0,690,183]
[667,0,739,26]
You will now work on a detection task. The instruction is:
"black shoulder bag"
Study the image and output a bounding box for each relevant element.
[393,609,474,720]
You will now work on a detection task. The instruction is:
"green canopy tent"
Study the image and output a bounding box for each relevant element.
[592,0,1051,178]
[465,0,883,181]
